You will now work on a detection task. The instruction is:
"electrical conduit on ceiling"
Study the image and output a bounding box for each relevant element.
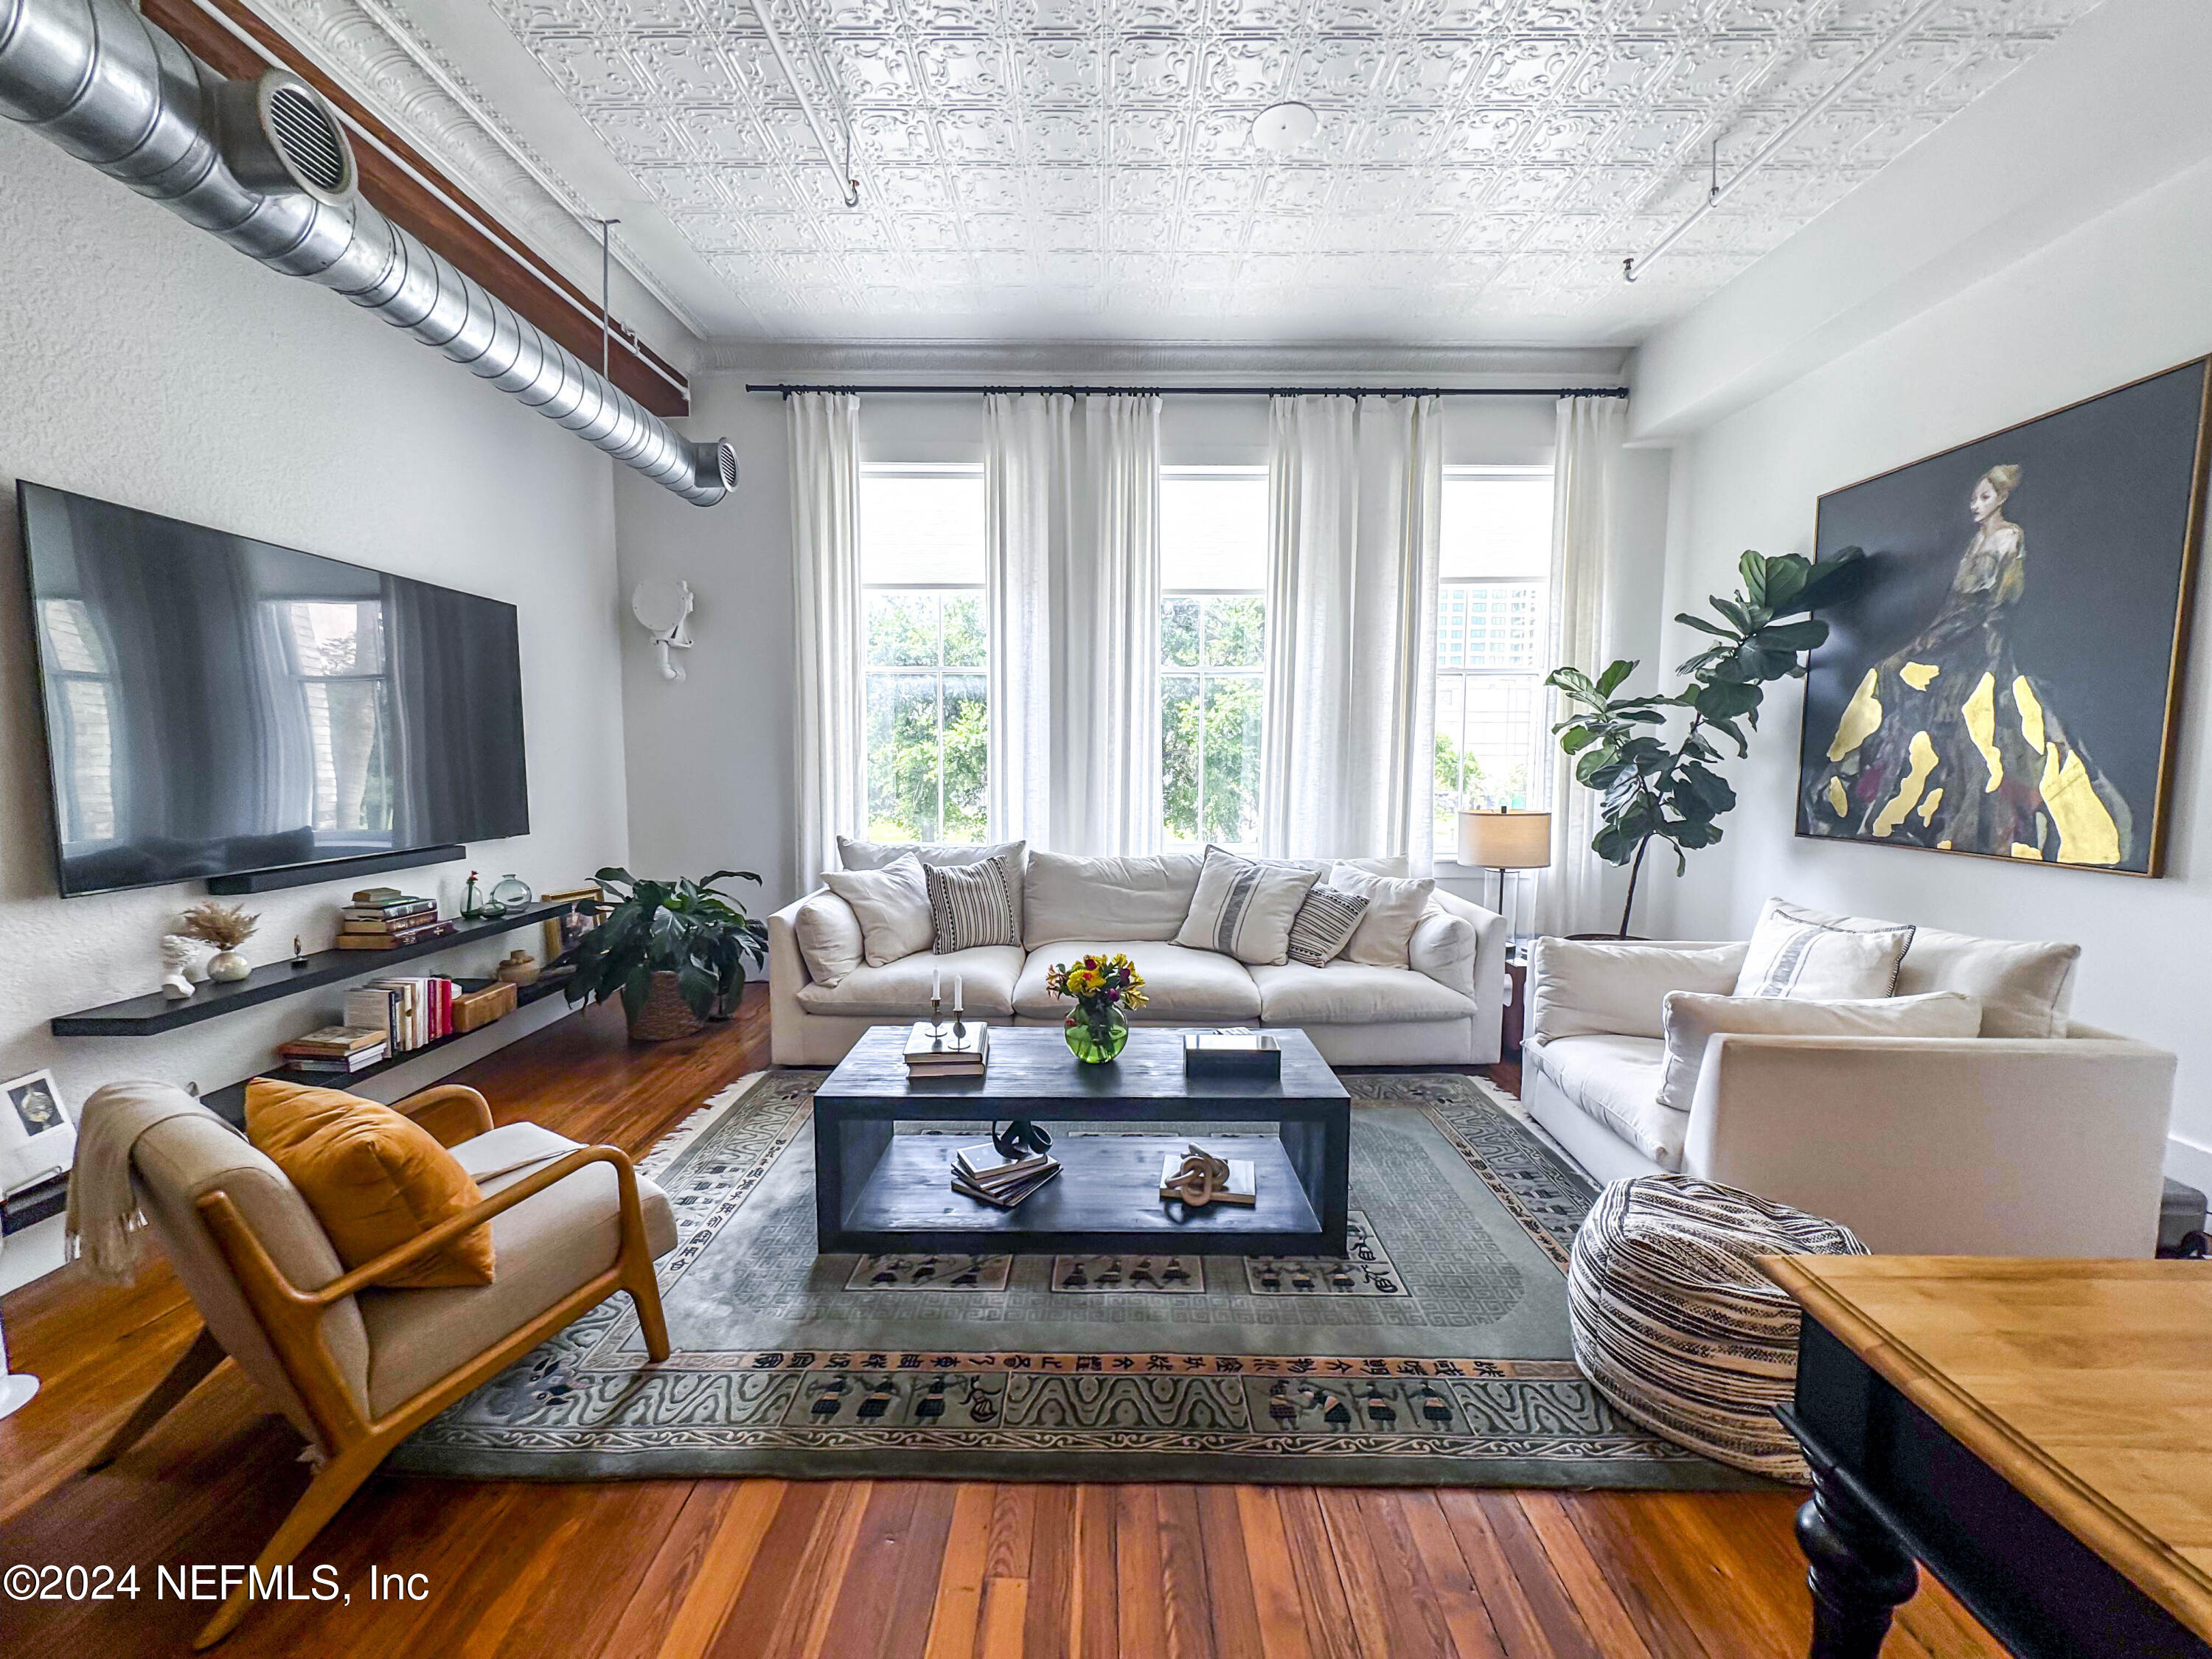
[0,0,735,505]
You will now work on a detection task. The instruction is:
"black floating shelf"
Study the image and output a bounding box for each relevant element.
[198,977,572,1124]
[50,902,576,1037]
[3,1172,68,1237]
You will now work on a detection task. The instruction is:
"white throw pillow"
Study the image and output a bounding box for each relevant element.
[1528,938,1750,1041]
[1734,898,1913,1001]
[837,835,1025,872]
[821,854,933,967]
[1658,989,1984,1113]
[1175,846,1321,966]
[1287,884,1368,967]
[1025,850,1204,947]
[793,893,864,987]
[924,853,1023,953]
[1773,903,2081,1038]
[1327,863,1435,967]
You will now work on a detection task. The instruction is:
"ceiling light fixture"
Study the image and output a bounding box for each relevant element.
[1251,101,1319,156]
[748,0,860,208]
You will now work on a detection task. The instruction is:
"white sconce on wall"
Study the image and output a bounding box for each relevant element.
[631,577,694,681]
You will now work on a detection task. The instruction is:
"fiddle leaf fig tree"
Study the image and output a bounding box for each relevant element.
[1547,548,1865,937]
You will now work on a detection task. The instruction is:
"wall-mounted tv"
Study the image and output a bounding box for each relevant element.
[18,482,529,897]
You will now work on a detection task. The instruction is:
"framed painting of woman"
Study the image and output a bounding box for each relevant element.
[1797,357,2208,875]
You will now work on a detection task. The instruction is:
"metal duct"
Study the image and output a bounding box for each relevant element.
[0,0,734,506]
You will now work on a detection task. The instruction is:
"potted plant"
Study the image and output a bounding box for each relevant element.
[554,867,770,1041]
[1547,548,1865,937]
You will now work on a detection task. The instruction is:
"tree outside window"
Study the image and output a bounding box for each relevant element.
[1160,467,1267,851]
[860,466,988,843]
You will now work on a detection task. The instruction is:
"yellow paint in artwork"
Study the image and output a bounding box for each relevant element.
[1900,661,1941,691]
[1963,672,2003,792]
[2039,743,2124,865]
[2011,843,2046,860]
[1938,840,1952,849]
[2014,675,2046,751]
[1826,776,1849,817]
[1871,731,1939,837]
[1826,667,1883,762]
[1918,787,1944,825]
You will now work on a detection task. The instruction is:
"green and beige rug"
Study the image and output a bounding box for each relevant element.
[388,1071,1759,1489]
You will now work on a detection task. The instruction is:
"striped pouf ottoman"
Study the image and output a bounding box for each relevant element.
[1566,1175,1868,1481]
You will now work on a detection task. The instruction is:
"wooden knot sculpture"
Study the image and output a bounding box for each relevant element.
[1161,1146,1233,1208]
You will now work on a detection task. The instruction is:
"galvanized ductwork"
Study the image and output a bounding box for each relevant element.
[0,0,734,506]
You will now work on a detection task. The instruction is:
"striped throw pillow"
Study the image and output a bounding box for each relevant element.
[925,853,1022,953]
[1287,885,1368,967]
[1172,846,1320,966]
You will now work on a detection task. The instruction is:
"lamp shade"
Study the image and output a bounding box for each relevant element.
[1458,809,1552,869]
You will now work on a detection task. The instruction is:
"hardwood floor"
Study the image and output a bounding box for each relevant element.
[0,991,2003,1658]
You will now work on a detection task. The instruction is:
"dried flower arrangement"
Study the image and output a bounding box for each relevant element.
[177,900,260,951]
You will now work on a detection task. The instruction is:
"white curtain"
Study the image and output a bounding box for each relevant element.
[984,393,1161,852]
[1260,394,1441,869]
[791,390,863,882]
[1534,394,1625,938]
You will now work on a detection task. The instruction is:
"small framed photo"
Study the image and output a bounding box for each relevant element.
[0,1068,76,1195]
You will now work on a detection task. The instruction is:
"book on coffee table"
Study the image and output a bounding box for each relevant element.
[904,1020,989,1076]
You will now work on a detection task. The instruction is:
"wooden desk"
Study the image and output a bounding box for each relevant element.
[1762,1256,2212,1658]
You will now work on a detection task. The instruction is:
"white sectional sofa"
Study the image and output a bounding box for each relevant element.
[1520,927,2177,1259]
[770,847,1508,1068]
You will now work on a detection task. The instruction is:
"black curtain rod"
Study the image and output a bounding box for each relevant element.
[744,383,1629,399]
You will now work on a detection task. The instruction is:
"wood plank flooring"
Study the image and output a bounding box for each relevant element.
[0,992,2003,1657]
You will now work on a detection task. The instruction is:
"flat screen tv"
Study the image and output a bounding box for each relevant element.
[18,482,529,897]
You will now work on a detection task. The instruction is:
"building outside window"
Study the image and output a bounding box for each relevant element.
[1434,467,1554,849]
[859,465,988,843]
[1159,466,1267,851]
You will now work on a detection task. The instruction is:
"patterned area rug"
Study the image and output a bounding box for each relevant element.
[388,1071,1761,1489]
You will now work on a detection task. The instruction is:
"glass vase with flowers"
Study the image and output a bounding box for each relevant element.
[1044,953,1147,1064]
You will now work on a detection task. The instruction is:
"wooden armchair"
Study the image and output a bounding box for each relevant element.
[88,1079,678,1648]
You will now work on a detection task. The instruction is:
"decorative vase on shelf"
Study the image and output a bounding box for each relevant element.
[489,874,533,916]
[1063,1003,1129,1065]
[208,950,250,982]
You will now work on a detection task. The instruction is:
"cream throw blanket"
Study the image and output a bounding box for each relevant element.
[66,1079,237,1283]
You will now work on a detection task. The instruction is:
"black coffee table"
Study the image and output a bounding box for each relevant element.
[813,1026,1351,1256]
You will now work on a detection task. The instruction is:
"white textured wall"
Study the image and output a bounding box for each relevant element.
[0,124,631,1153]
[1642,150,2212,1180]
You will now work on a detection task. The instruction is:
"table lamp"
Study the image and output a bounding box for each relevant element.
[1458,808,1551,955]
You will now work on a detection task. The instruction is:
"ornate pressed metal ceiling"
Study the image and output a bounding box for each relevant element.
[368,0,2101,341]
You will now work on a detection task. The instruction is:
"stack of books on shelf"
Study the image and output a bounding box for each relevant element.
[336,888,456,950]
[344,978,458,1056]
[902,1019,989,1077]
[950,1143,1060,1210]
[276,1025,389,1075]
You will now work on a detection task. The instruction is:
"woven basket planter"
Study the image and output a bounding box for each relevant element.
[629,971,705,1042]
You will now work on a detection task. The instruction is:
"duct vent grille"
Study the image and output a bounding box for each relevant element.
[266,85,347,194]
[717,442,739,489]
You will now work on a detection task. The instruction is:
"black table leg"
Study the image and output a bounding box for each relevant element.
[1798,1448,1920,1658]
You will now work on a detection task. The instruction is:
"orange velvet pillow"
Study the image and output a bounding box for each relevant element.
[245,1079,495,1288]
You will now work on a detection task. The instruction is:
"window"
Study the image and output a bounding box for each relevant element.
[1434,469,1553,848]
[860,465,988,843]
[1160,467,1267,851]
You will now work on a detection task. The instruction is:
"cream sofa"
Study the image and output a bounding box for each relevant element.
[770,848,1508,1068]
[1521,932,2177,1258]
